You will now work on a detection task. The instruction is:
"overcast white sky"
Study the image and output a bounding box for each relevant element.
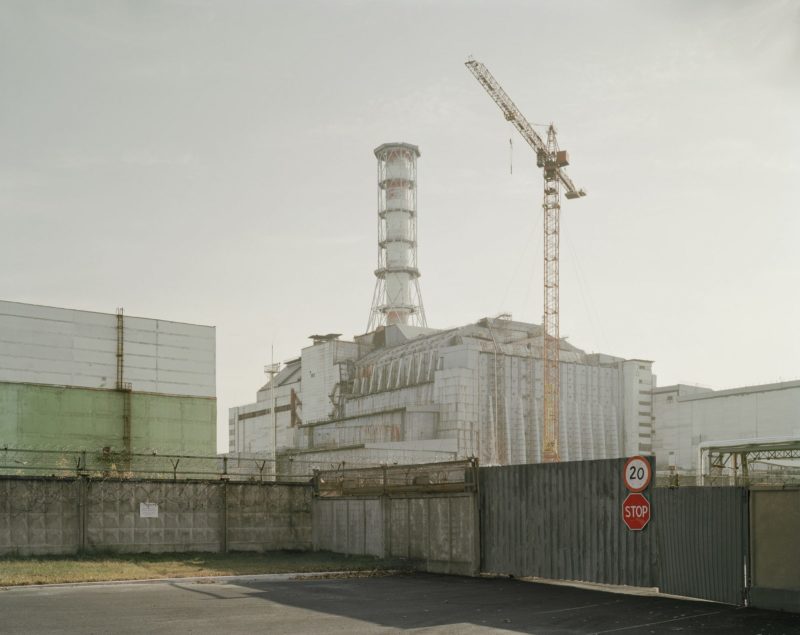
[2,1,798,452]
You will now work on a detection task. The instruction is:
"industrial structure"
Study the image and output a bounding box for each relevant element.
[229,317,653,467]
[230,317,654,474]
[231,117,800,480]
[0,300,217,456]
[652,380,800,483]
[465,58,586,462]
[232,334,800,483]
[230,141,656,474]
[367,143,427,331]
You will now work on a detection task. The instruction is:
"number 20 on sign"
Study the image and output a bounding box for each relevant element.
[623,456,651,492]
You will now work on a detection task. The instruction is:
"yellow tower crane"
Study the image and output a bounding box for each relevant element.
[465,57,586,463]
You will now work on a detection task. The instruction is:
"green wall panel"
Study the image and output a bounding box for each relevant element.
[0,382,215,456]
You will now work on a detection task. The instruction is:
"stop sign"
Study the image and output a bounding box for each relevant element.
[622,493,650,531]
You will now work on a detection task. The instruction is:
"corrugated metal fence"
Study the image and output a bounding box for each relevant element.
[480,458,655,587]
[652,487,748,605]
[309,458,771,609]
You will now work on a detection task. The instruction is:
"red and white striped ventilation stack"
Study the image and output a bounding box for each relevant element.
[367,143,427,332]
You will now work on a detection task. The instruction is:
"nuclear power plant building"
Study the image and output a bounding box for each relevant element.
[229,142,654,470]
[229,318,654,469]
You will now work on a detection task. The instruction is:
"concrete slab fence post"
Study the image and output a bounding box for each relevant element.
[220,481,228,554]
[77,476,88,555]
[382,494,390,560]
[472,459,481,575]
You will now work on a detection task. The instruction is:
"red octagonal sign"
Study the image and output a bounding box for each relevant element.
[622,493,650,531]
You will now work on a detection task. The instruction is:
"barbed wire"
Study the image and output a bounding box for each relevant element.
[655,466,800,488]
[0,448,345,481]
[315,459,478,497]
[4,446,798,489]
[0,446,424,484]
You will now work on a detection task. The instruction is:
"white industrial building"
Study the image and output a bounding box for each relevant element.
[0,301,215,397]
[0,300,217,455]
[651,380,800,476]
[229,318,654,471]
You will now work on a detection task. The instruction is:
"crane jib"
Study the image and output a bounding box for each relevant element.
[465,59,585,199]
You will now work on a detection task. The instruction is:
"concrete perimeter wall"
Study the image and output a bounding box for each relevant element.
[0,477,311,556]
[312,493,479,576]
[750,489,800,613]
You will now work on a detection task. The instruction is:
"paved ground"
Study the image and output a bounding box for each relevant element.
[0,573,797,634]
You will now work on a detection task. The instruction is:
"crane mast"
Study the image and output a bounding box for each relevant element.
[465,58,586,463]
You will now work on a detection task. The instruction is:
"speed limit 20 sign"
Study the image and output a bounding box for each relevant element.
[623,456,652,493]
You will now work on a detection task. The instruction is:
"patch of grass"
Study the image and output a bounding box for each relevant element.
[0,551,399,586]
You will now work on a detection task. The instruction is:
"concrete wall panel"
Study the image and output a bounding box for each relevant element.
[389,498,409,558]
[428,499,450,562]
[226,483,311,552]
[350,500,367,554]
[0,478,310,556]
[364,499,384,556]
[408,498,429,560]
[0,479,80,556]
[86,481,222,553]
[750,489,800,612]
[333,500,348,553]
[313,493,478,575]
[449,496,475,563]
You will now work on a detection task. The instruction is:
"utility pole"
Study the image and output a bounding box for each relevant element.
[465,58,586,462]
[264,347,280,479]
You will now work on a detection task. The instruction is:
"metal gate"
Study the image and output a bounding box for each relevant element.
[480,459,655,587]
[653,487,748,605]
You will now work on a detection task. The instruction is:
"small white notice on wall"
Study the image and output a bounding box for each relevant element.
[139,502,159,518]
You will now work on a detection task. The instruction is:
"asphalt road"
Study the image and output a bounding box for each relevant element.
[0,573,797,634]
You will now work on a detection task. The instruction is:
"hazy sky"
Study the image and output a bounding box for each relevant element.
[2,1,798,451]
